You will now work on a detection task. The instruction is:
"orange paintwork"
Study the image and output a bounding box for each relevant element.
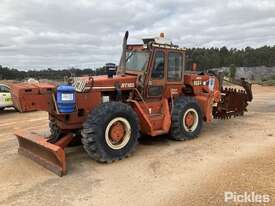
[87,75,137,89]
[183,74,221,122]
[11,83,55,112]
[8,34,252,177]
[109,122,125,142]
[15,130,73,176]
[185,112,195,127]
[11,66,221,135]
[128,98,171,136]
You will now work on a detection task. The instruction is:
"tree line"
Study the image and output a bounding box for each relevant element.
[1,45,275,80]
[0,66,107,80]
[186,45,275,70]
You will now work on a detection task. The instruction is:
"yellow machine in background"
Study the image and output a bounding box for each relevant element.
[0,84,13,110]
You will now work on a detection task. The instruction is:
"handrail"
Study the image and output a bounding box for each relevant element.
[129,88,150,114]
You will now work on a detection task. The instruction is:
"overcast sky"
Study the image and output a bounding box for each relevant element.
[0,0,275,70]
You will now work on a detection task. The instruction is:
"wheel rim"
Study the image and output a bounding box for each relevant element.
[105,117,131,150]
[183,108,199,132]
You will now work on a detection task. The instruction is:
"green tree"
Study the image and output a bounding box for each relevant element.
[229,64,236,80]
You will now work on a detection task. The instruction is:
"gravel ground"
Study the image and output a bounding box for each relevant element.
[0,85,274,206]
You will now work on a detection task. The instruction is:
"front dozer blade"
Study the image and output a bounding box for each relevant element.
[15,130,73,176]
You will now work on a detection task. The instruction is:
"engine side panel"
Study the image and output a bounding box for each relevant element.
[184,73,221,122]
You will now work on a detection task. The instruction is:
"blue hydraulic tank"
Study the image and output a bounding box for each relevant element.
[56,85,75,113]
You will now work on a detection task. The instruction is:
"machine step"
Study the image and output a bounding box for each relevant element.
[149,114,164,130]
[151,129,167,136]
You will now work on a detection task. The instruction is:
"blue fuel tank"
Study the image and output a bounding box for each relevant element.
[56,85,75,113]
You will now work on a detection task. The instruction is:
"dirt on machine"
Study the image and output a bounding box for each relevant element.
[11,31,253,176]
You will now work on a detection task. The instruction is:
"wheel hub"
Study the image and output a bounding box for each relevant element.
[183,108,199,132]
[105,117,131,150]
[109,121,125,143]
[185,112,195,128]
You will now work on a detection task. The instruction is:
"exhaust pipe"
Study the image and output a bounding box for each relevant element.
[117,31,129,76]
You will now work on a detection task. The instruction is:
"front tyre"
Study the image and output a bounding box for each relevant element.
[49,120,81,146]
[170,96,203,140]
[81,102,140,163]
[49,121,62,143]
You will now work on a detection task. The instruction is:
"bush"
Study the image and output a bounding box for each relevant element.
[229,64,236,80]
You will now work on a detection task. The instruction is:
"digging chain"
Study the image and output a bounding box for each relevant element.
[213,87,249,119]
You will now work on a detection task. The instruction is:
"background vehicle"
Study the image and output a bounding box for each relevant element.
[11,32,253,176]
[0,84,14,110]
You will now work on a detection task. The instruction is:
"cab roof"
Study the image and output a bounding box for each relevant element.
[127,33,186,51]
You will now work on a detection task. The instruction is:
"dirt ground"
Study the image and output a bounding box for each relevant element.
[0,85,275,206]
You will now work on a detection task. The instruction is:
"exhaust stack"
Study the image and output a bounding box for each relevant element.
[118,31,129,76]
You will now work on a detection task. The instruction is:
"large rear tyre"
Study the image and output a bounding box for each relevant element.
[170,96,203,140]
[81,102,140,163]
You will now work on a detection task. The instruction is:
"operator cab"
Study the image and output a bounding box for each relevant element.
[125,33,186,99]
